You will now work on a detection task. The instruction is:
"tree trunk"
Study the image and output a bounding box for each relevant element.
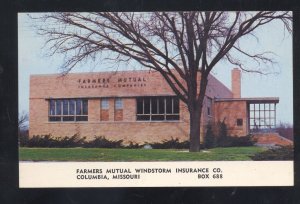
[189,105,202,152]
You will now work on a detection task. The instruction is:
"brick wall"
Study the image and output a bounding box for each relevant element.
[88,99,100,122]
[214,100,248,136]
[114,110,123,121]
[29,70,233,144]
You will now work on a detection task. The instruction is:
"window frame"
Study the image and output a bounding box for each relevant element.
[48,99,88,122]
[136,96,180,121]
[249,102,276,131]
[237,118,243,126]
[101,98,109,110]
[207,97,213,117]
[115,98,123,110]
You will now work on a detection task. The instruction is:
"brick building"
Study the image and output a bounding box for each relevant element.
[29,68,279,144]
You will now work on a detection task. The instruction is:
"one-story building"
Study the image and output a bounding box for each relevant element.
[29,68,278,144]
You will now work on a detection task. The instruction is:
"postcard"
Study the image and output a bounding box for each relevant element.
[18,11,294,187]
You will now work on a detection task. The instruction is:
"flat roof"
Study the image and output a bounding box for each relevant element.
[43,94,177,100]
[215,97,279,103]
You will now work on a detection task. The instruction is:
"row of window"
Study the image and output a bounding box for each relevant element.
[136,97,180,121]
[249,103,276,131]
[101,98,123,110]
[48,96,181,122]
[49,99,88,122]
[48,98,273,130]
[207,97,212,116]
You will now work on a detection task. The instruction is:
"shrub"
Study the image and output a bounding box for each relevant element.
[216,120,228,145]
[206,120,256,148]
[25,134,86,147]
[125,142,141,149]
[250,145,294,160]
[26,134,57,147]
[23,135,124,148]
[219,120,228,138]
[217,135,256,147]
[276,123,293,141]
[83,136,123,148]
[204,123,215,149]
[57,134,86,147]
[149,138,190,149]
[19,130,29,147]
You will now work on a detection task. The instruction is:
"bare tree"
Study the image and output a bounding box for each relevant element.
[18,111,28,131]
[31,12,292,152]
[18,111,29,146]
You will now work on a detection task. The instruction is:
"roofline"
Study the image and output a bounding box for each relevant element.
[214,97,279,103]
[30,69,234,96]
[42,94,178,100]
[208,74,232,95]
[29,69,160,77]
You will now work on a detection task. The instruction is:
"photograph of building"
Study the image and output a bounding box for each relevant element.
[29,68,279,144]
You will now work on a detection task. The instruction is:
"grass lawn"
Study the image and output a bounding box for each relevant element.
[19,146,266,161]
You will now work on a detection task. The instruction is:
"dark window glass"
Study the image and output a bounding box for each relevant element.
[136,96,179,121]
[173,98,179,114]
[207,97,212,116]
[63,116,74,121]
[49,100,55,115]
[76,116,88,121]
[56,100,62,115]
[69,100,75,115]
[49,116,61,121]
[144,98,150,114]
[152,115,164,121]
[158,98,165,114]
[63,100,69,115]
[83,100,88,115]
[49,99,88,122]
[166,97,172,113]
[237,119,243,126]
[166,115,180,120]
[151,98,158,114]
[76,100,82,115]
[137,98,143,114]
[137,115,150,121]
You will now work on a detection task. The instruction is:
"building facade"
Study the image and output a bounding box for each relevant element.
[29,68,279,144]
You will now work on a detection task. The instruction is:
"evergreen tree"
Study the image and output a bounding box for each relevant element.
[205,123,215,149]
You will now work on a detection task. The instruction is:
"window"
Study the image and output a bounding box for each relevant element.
[249,103,276,132]
[237,119,243,126]
[49,99,88,122]
[101,98,109,109]
[207,97,212,116]
[115,98,123,110]
[136,96,180,121]
[114,98,123,121]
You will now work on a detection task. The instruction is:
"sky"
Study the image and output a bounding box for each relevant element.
[18,12,293,125]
